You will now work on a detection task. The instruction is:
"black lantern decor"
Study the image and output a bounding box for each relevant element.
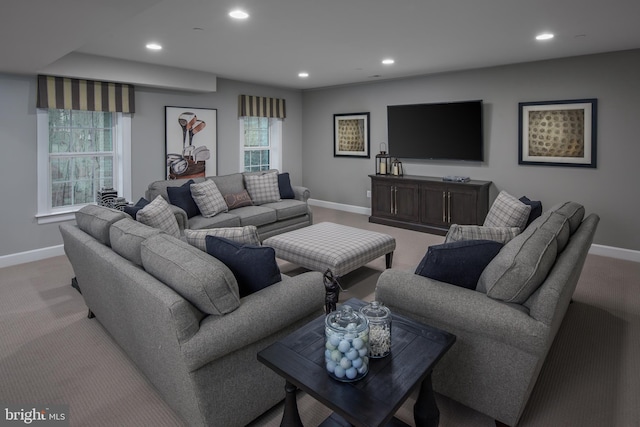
[391,158,403,176]
[376,143,391,175]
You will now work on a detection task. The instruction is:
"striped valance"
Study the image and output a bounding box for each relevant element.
[238,95,286,119]
[37,75,135,113]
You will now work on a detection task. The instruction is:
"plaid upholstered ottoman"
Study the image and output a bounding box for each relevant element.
[263,221,396,283]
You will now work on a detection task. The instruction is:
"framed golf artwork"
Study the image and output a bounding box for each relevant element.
[165,106,217,179]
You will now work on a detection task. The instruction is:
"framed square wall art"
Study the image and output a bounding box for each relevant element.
[165,106,217,179]
[518,99,597,168]
[334,112,370,158]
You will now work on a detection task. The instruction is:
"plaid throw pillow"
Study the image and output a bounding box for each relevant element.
[184,226,260,251]
[190,180,228,218]
[136,196,181,238]
[483,191,531,230]
[244,171,280,205]
[445,224,521,244]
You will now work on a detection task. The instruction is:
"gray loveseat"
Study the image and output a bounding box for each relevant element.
[60,205,326,426]
[375,201,599,426]
[145,170,312,241]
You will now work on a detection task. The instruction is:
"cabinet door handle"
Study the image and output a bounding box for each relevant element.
[390,187,394,214]
[442,191,446,222]
[394,187,398,215]
[447,191,451,223]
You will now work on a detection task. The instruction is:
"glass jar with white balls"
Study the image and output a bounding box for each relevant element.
[360,301,391,358]
[325,304,370,382]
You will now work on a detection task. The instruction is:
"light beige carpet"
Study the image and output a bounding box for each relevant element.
[1,206,638,426]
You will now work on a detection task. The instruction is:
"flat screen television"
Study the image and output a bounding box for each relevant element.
[387,100,484,161]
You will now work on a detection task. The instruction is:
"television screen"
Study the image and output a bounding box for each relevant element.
[387,100,484,161]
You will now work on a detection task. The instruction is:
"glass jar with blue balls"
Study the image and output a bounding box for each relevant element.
[325,304,369,382]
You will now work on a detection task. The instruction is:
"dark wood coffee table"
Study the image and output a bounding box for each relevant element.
[257,298,456,427]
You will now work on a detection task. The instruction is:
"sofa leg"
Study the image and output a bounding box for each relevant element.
[87,309,95,319]
[71,277,82,294]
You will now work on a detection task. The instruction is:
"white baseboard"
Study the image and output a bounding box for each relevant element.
[308,198,371,216]
[0,245,65,269]
[308,198,640,263]
[589,244,640,263]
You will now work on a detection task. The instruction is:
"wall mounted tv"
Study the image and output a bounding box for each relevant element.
[387,100,484,161]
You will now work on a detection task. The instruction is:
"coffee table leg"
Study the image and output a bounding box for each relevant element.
[385,251,394,268]
[413,374,439,427]
[281,381,303,427]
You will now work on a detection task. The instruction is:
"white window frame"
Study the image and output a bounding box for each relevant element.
[36,109,131,224]
[239,117,282,172]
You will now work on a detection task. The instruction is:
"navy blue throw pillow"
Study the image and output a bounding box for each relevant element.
[124,197,150,219]
[519,196,543,227]
[167,180,201,218]
[205,235,282,297]
[415,240,504,290]
[277,173,296,199]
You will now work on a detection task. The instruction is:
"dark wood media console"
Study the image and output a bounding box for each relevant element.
[369,174,492,236]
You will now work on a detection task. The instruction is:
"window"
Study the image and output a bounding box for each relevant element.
[240,117,281,172]
[36,109,131,223]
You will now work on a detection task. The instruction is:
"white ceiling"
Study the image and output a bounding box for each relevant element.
[2,0,640,90]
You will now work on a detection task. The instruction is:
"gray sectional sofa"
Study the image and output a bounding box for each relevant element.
[59,205,326,426]
[375,201,599,426]
[145,170,312,241]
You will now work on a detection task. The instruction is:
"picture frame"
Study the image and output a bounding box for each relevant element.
[334,112,370,158]
[518,99,597,168]
[165,106,217,179]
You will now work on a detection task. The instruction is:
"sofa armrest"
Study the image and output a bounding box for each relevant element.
[375,269,548,355]
[180,271,325,371]
[292,185,310,202]
[167,204,188,231]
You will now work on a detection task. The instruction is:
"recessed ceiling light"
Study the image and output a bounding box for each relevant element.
[535,33,554,41]
[382,58,395,65]
[298,72,309,78]
[229,9,249,19]
[146,43,162,51]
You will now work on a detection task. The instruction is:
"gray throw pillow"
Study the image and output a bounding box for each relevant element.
[190,179,229,218]
[483,190,531,230]
[136,195,181,238]
[244,171,281,205]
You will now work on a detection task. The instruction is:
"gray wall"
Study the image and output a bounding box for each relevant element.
[0,75,302,257]
[2,49,639,259]
[301,49,640,251]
